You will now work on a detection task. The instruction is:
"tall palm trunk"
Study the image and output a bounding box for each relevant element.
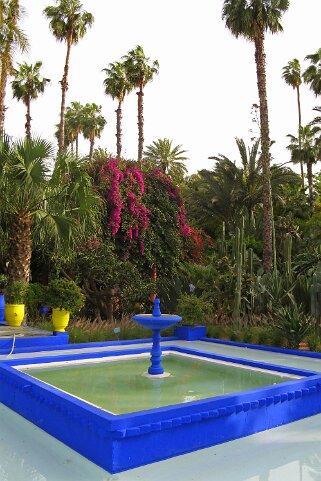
[7,214,32,282]
[0,50,9,134]
[58,34,72,153]
[137,83,144,166]
[75,132,79,159]
[0,0,19,134]
[116,100,122,159]
[89,137,95,160]
[306,161,314,208]
[254,31,273,273]
[25,95,31,139]
[296,85,304,188]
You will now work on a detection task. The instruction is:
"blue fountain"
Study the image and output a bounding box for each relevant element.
[132,298,181,377]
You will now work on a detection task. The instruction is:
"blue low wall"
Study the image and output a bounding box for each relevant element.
[1,345,321,473]
[0,331,69,354]
[201,337,321,360]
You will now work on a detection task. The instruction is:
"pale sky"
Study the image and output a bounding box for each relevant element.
[5,0,321,174]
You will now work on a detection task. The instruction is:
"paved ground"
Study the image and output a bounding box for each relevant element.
[0,325,52,338]
[1,339,321,481]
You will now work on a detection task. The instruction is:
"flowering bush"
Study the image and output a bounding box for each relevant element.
[183,227,215,264]
[87,158,191,268]
[89,158,150,255]
[83,156,192,316]
[149,169,191,236]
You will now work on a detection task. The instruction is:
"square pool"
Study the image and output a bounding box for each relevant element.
[0,345,321,473]
[23,354,297,414]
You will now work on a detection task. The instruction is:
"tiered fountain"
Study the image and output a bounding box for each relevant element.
[132,298,181,377]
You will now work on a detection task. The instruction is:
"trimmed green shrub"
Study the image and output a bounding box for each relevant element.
[177,294,212,325]
[4,281,28,304]
[47,279,85,314]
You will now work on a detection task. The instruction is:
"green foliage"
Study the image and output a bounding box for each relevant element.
[0,274,7,292]
[0,136,100,281]
[4,281,28,304]
[44,1,94,46]
[274,302,313,349]
[47,278,85,313]
[75,241,152,315]
[177,294,212,325]
[122,45,159,89]
[103,61,132,102]
[143,138,188,185]
[254,270,291,313]
[26,283,48,317]
[11,61,50,105]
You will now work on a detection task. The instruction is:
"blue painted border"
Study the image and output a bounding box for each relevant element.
[201,337,321,359]
[1,344,321,472]
[0,335,176,355]
[0,327,69,353]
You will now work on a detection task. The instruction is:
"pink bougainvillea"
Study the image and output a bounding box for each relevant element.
[96,159,151,254]
[87,158,191,260]
[150,170,191,236]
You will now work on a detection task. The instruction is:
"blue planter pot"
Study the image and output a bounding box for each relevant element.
[174,325,206,341]
[0,294,6,325]
[39,306,49,316]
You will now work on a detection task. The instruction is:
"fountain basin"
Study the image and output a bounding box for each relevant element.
[132,313,181,331]
[0,345,321,473]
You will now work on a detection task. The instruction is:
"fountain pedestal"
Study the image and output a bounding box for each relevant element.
[132,299,181,377]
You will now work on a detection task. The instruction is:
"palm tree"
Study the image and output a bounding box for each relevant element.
[222,0,289,273]
[122,45,159,165]
[44,0,94,153]
[82,103,106,160]
[282,59,304,186]
[0,0,29,133]
[209,138,262,223]
[11,61,50,139]
[65,101,84,157]
[303,49,321,96]
[102,61,132,159]
[55,101,85,155]
[143,138,188,184]
[186,140,299,238]
[0,136,99,282]
[287,125,321,207]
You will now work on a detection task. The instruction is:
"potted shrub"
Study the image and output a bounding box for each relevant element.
[4,280,28,327]
[0,274,7,325]
[47,279,85,332]
[175,294,211,341]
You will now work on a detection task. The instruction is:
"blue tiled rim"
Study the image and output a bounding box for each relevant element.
[0,345,321,473]
[201,337,321,359]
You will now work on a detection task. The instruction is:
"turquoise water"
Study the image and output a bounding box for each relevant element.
[26,355,293,414]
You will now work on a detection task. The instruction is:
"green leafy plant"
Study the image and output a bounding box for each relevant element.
[4,281,28,304]
[47,279,85,314]
[26,283,48,317]
[274,301,313,349]
[177,294,212,326]
[0,274,7,293]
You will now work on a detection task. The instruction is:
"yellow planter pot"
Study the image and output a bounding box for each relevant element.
[52,308,70,332]
[5,304,25,327]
